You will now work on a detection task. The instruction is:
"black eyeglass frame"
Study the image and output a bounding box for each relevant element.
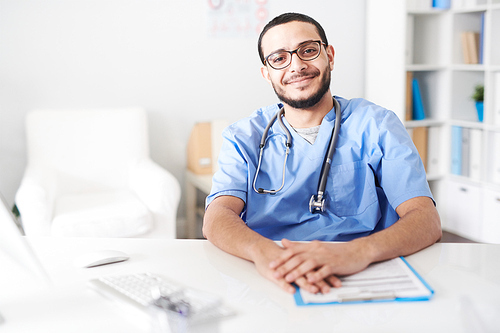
[264,40,328,70]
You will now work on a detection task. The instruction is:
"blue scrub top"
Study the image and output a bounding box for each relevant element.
[206,96,433,242]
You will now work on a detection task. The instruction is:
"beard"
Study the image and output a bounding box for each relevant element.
[271,66,331,109]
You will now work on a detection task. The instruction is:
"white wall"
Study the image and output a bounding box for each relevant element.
[0,0,366,223]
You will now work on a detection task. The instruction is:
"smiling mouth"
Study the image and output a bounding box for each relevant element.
[289,77,313,84]
[284,74,316,85]
[284,76,314,85]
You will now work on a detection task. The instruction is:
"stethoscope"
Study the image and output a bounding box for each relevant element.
[252,97,341,213]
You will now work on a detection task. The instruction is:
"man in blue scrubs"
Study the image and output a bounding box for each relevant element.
[203,13,441,294]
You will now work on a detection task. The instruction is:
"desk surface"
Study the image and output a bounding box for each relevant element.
[1,238,500,333]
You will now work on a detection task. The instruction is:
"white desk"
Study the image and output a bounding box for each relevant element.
[1,238,500,333]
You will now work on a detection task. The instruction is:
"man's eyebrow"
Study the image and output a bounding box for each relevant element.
[268,39,317,55]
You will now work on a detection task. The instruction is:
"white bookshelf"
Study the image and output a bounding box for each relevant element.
[366,0,500,243]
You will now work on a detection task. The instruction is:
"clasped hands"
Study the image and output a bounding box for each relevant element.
[264,239,371,294]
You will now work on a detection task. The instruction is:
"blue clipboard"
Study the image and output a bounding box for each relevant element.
[294,257,434,306]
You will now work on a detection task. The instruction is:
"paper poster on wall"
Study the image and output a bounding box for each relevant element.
[207,0,269,38]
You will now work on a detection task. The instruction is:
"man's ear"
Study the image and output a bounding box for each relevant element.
[260,65,272,85]
[327,45,335,70]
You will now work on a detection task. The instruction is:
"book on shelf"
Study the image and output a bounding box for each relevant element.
[451,126,462,176]
[467,31,480,64]
[460,32,471,64]
[450,126,482,180]
[469,128,482,181]
[460,31,480,65]
[406,72,413,121]
[427,126,441,176]
[412,127,429,171]
[412,78,426,120]
[432,0,450,9]
[461,128,470,177]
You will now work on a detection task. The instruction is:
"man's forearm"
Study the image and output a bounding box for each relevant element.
[202,196,279,262]
[357,196,442,263]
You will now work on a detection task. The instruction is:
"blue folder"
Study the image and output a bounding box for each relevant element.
[451,126,462,176]
[432,0,450,9]
[294,257,434,306]
[412,78,426,120]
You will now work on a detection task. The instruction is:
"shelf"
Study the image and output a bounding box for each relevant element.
[449,119,485,129]
[448,174,500,190]
[406,64,447,71]
[450,64,485,71]
[451,6,488,13]
[483,123,500,132]
[408,9,449,15]
[450,121,500,132]
[405,119,445,128]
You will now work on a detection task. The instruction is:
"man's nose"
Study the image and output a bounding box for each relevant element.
[288,52,307,72]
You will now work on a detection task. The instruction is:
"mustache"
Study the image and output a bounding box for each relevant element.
[283,68,321,84]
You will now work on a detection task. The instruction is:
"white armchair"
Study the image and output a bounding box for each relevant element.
[15,108,180,238]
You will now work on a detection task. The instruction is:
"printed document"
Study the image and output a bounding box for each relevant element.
[297,257,432,305]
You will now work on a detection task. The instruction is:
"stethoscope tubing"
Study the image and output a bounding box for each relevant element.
[253,107,291,194]
[317,97,341,196]
[253,97,341,201]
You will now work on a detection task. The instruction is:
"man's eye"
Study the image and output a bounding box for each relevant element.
[302,47,318,55]
[271,55,287,64]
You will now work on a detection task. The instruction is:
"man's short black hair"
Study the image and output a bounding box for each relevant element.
[258,12,329,65]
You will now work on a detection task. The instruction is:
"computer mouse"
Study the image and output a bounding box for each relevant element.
[73,250,130,268]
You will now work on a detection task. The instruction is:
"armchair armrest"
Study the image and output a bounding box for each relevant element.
[129,159,181,239]
[15,166,57,236]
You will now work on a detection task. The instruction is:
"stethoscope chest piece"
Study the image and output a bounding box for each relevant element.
[309,194,326,213]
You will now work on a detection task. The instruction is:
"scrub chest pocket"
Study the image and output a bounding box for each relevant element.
[329,161,378,216]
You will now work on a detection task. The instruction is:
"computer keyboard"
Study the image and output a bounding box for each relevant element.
[89,272,233,325]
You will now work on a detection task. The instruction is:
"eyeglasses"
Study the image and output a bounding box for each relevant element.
[264,40,327,70]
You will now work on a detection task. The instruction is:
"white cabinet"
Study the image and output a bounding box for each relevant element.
[366,0,500,242]
[482,187,500,243]
[443,179,483,241]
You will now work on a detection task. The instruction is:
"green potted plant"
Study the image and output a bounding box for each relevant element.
[472,84,484,122]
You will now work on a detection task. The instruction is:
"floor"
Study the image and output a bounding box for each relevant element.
[440,231,476,243]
